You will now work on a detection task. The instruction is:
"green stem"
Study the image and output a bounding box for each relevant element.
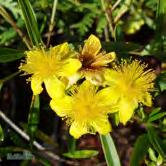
[100,0,115,40]
[46,0,58,46]
[0,71,21,83]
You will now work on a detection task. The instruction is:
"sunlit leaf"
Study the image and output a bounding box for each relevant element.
[63,150,98,159]
[18,0,42,46]
[100,134,121,166]
[0,124,4,142]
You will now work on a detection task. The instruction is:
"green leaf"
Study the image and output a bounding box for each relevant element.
[28,95,40,143]
[100,134,121,166]
[147,124,165,158]
[63,150,98,159]
[18,0,42,46]
[130,134,150,166]
[0,124,4,141]
[0,47,25,63]
[156,72,166,91]
[148,112,166,122]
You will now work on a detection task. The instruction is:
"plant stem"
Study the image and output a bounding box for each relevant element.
[100,0,115,39]
[0,6,32,49]
[114,0,132,24]
[0,71,21,83]
[46,0,58,47]
[0,110,79,165]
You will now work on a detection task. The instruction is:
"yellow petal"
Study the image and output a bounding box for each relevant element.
[93,118,111,135]
[96,87,118,113]
[91,52,116,67]
[118,99,138,125]
[31,76,43,95]
[59,59,82,77]
[104,69,120,85]
[141,92,152,106]
[50,96,72,117]
[69,122,87,139]
[82,34,101,56]
[44,76,65,99]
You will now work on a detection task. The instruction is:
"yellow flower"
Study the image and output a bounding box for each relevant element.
[19,43,81,99]
[50,81,114,138]
[77,34,116,84]
[104,60,156,124]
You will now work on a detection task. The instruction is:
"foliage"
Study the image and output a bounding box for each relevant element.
[0,0,166,166]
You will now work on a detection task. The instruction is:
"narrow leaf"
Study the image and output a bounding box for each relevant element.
[18,0,42,46]
[0,47,25,63]
[100,134,121,166]
[0,124,4,141]
[147,124,165,158]
[28,95,40,143]
[63,150,98,159]
[130,134,150,166]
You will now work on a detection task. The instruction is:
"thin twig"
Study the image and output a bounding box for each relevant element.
[100,0,115,39]
[114,0,132,24]
[0,6,32,49]
[0,110,79,165]
[46,0,58,47]
[111,0,122,11]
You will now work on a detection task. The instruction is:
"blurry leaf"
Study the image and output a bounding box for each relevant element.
[100,134,121,166]
[148,112,166,122]
[9,130,27,148]
[130,134,150,166]
[0,0,20,18]
[18,0,42,46]
[156,72,166,91]
[102,41,140,58]
[21,122,58,149]
[0,47,25,63]
[0,124,4,141]
[0,28,17,45]
[63,150,98,159]
[28,95,40,143]
[0,147,25,157]
[148,148,157,162]
[149,108,161,117]
[147,124,165,158]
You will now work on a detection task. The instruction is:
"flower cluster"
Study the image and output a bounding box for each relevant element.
[19,35,155,138]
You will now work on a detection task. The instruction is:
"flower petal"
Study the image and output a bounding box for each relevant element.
[60,59,82,77]
[31,76,43,95]
[69,122,88,139]
[141,92,152,106]
[44,76,65,99]
[82,35,101,56]
[50,96,72,117]
[118,99,138,125]
[93,118,111,135]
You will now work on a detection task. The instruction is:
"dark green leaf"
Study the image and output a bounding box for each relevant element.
[0,47,25,63]
[130,134,150,166]
[100,134,121,166]
[18,0,42,46]
[148,112,166,122]
[63,150,98,159]
[156,72,166,91]
[0,124,4,141]
[147,124,165,158]
[28,95,40,142]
